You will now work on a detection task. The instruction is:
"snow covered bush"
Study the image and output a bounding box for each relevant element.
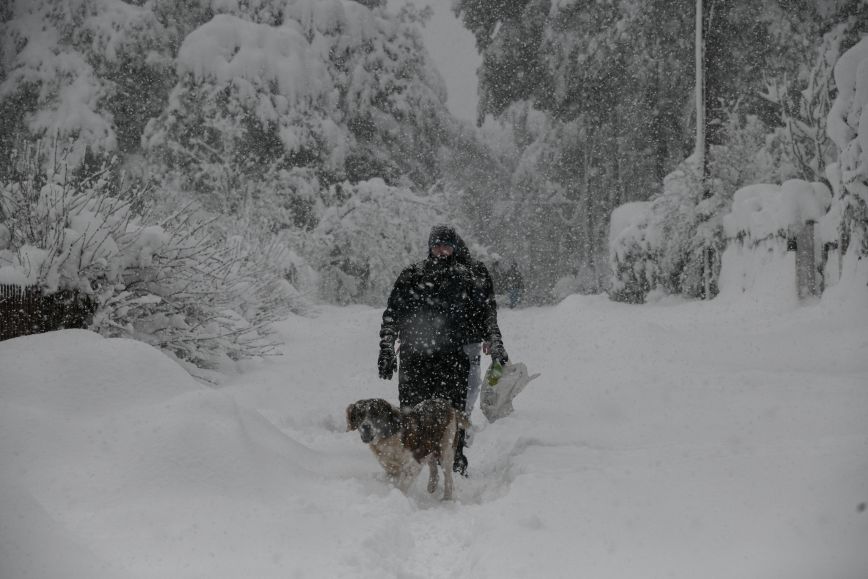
[0,148,137,293]
[299,178,445,305]
[608,103,805,304]
[608,202,658,304]
[0,145,299,373]
[718,180,831,302]
[609,157,725,302]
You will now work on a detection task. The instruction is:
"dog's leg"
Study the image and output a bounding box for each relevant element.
[440,421,458,501]
[397,458,422,494]
[427,456,439,493]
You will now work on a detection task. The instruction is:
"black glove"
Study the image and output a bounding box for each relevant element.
[378,346,397,380]
[489,341,508,366]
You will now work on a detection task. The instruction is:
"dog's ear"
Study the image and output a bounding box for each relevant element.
[382,405,403,438]
[346,403,360,432]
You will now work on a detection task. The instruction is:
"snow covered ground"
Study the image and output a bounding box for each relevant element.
[2,289,867,579]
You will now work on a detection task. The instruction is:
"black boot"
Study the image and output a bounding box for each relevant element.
[453,429,469,477]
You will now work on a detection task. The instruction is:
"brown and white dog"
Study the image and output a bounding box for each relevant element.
[346,398,470,500]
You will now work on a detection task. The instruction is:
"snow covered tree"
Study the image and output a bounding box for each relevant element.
[609,116,781,304]
[454,0,839,300]
[141,0,456,221]
[757,20,860,184]
[299,178,446,304]
[0,0,178,170]
[312,0,453,189]
[141,12,340,223]
[826,34,868,261]
[1,0,472,309]
[612,4,868,304]
[437,122,512,243]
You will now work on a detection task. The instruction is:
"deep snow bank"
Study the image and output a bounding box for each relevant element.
[2,297,867,579]
[0,330,317,578]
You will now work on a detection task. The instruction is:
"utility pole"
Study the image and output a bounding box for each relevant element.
[695,0,713,299]
[695,0,704,175]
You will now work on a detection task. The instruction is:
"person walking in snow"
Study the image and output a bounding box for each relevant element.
[489,259,505,294]
[377,224,508,476]
[453,235,508,424]
[504,261,524,308]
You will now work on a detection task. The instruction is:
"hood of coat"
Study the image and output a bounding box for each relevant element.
[427,224,460,260]
[452,233,470,264]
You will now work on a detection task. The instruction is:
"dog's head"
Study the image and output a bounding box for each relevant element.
[346,398,402,444]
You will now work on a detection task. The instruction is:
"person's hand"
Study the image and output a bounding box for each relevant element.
[489,341,508,366]
[482,341,491,355]
[378,346,397,380]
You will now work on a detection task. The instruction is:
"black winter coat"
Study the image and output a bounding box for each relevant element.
[452,235,504,348]
[380,256,479,355]
[460,256,503,345]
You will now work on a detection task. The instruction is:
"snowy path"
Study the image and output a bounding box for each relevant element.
[2,294,867,578]
[220,296,868,579]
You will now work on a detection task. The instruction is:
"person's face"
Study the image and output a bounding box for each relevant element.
[431,243,454,258]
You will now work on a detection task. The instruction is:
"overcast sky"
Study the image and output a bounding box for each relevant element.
[390,0,480,121]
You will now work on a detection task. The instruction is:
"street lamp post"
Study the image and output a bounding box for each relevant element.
[695,0,714,299]
[695,0,704,173]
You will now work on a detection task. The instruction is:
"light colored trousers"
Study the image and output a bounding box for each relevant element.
[463,343,483,415]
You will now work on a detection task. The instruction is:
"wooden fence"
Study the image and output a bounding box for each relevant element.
[0,285,96,341]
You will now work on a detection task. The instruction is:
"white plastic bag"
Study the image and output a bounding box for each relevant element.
[480,361,540,423]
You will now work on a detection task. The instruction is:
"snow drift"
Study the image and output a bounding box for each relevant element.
[2,294,867,578]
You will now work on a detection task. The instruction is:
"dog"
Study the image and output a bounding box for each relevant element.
[346,398,470,500]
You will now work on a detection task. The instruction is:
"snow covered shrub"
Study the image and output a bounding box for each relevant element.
[608,104,797,304]
[212,214,313,320]
[608,202,658,304]
[609,157,723,302]
[656,160,724,299]
[0,148,136,293]
[300,179,445,305]
[0,146,294,373]
[719,179,831,303]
